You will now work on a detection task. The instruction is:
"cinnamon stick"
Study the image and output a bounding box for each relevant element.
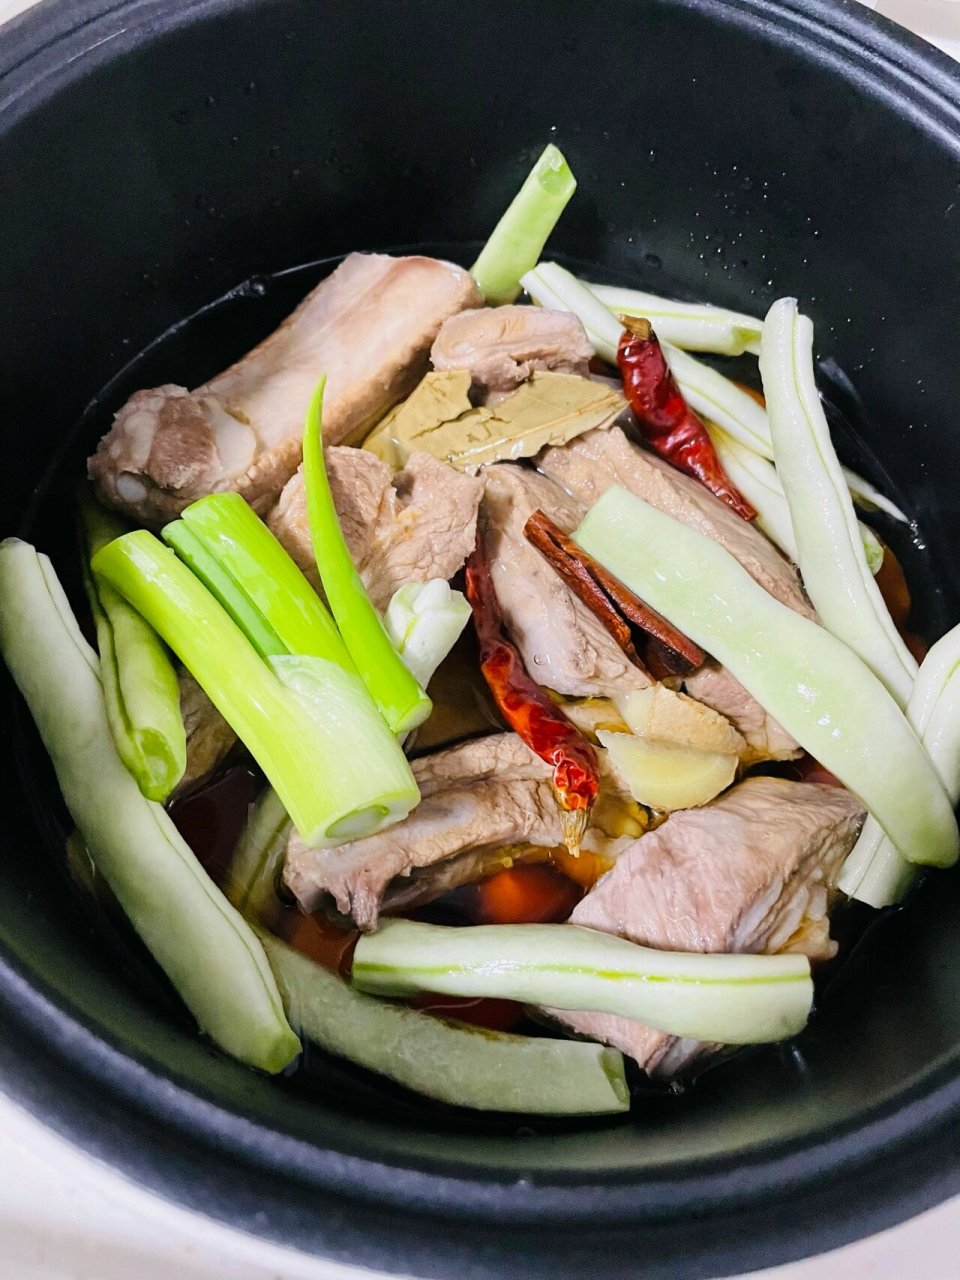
[523,508,705,679]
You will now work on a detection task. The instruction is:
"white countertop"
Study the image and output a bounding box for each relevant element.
[2,0,960,1276]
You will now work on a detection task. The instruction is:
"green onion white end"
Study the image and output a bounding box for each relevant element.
[383,579,471,690]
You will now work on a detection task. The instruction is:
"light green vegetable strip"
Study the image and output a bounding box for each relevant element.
[669,347,909,526]
[303,379,431,734]
[0,538,299,1072]
[840,623,960,906]
[470,144,577,305]
[226,787,291,923]
[660,340,775,454]
[353,919,812,1045]
[383,579,471,690]
[176,494,350,663]
[705,425,799,560]
[759,297,916,707]
[261,932,628,1115]
[573,485,958,868]
[705,424,883,574]
[78,496,186,802]
[162,521,286,661]
[93,531,420,847]
[588,282,762,355]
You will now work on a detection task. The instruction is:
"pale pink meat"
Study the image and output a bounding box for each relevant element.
[431,306,593,396]
[269,448,482,612]
[538,426,813,615]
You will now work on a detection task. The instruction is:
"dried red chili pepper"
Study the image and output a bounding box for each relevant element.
[617,316,756,520]
[465,539,599,848]
[523,509,705,679]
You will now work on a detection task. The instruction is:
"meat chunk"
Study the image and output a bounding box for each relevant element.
[89,253,481,525]
[431,306,593,397]
[538,426,813,616]
[269,448,482,611]
[550,777,865,1077]
[481,464,651,699]
[283,733,637,929]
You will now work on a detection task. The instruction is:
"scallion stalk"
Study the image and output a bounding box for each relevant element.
[759,298,916,707]
[572,485,959,868]
[261,932,629,1115]
[175,493,350,663]
[353,919,813,1045]
[162,520,287,661]
[0,538,300,1073]
[470,144,577,305]
[93,531,420,847]
[78,495,186,802]
[588,282,763,355]
[840,622,960,906]
[302,379,432,734]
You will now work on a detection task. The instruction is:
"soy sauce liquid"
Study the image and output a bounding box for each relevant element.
[17,246,953,1127]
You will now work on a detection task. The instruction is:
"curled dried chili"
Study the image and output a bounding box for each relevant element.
[465,539,599,848]
[617,316,756,520]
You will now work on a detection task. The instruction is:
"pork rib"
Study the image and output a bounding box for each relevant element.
[89,253,480,524]
[282,733,638,930]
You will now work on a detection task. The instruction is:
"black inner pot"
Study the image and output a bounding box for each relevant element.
[3,2,960,1276]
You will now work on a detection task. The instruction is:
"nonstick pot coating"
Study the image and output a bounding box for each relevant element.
[3,1,960,1275]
